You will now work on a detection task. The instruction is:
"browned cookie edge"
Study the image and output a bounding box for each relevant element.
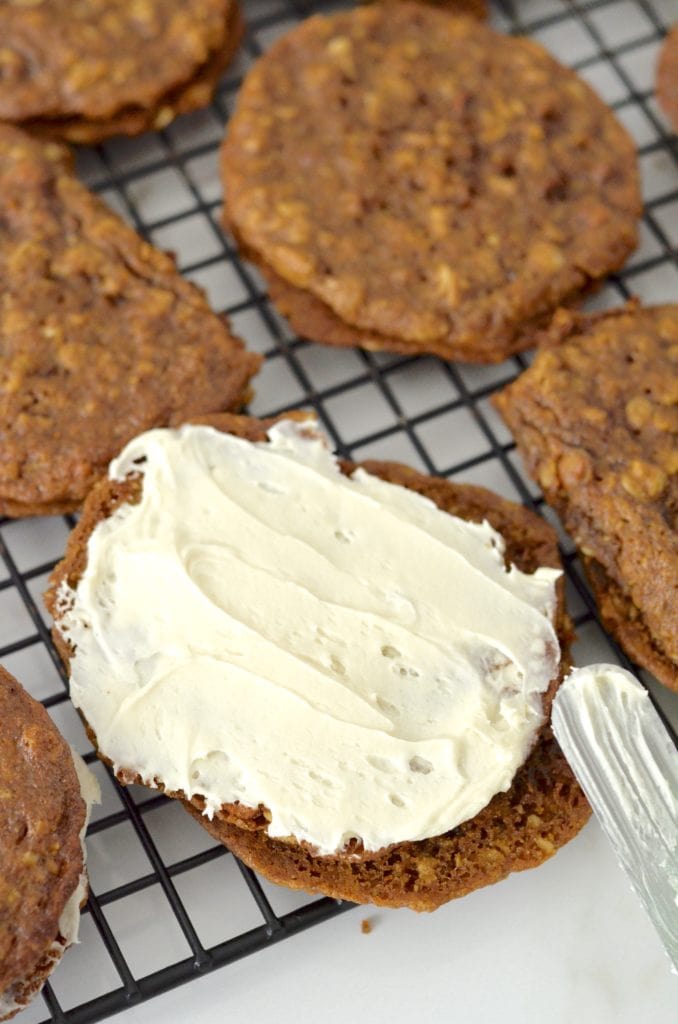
[582,556,677,692]
[22,2,244,144]
[183,726,588,911]
[0,364,256,519]
[241,237,596,363]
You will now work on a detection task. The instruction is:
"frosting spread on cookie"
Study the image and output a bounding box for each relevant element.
[57,420,561,854]
[58,751,99,946]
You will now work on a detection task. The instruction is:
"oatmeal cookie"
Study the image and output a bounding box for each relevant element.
[494,304,678,691]
[0,0,242,142]
[0,126,261,517]
[0,665,95,1021]
[657,24,678,132]
[367,0,487,20]
[222,4,640,362]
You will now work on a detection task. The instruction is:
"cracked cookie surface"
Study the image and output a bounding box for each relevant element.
[0,126,261,517]
[494,305,678,691]
[222,4,641,362]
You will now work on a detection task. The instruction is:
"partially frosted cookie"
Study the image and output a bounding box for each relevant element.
[222,4,640,362]
[47,413,589,911]
[0,126,261,517]
[0,0,243,143]
[0,666,99,1022]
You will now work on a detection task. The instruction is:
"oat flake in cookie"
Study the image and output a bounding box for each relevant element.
[0,0,243,143]
[47,412,589,911]
[0,126,261,518]
[222,4,641,363]
[0,665,99,1022]
[494,304,678,692]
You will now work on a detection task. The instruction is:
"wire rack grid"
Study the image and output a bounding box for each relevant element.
[0,0,676,1022]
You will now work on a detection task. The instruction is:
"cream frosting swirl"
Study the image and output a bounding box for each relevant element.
[57,420,561,855]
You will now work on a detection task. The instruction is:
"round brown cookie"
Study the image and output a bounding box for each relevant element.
[365,0,487,20]
[222,4,641,363]
[184,729,587,911]
[0,0,241,142]
[47,412,588,911]
[657,24,678,132]
[493,304,678,692]
[0,125,261,518]
[0,665,86,1021]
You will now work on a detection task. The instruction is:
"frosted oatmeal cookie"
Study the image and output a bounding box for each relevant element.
[47,412,589,911]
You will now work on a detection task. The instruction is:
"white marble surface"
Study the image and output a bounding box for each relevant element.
[94,818,678,1024]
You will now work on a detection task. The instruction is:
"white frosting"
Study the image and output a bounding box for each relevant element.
[57,751,100,945]
[57,419,561,855]
[0,750,99,1020]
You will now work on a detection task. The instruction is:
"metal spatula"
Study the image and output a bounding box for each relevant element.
[552,665,678,971]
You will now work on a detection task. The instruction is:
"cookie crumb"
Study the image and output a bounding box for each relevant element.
[361,918,372,934]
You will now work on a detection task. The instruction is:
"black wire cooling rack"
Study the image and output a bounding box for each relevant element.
[0,1,676,1022]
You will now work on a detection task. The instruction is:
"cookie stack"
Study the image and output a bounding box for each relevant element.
[222,4,641,363]
[494,305,678,693]
[0,0,243,142]
[0,667,99,1022]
